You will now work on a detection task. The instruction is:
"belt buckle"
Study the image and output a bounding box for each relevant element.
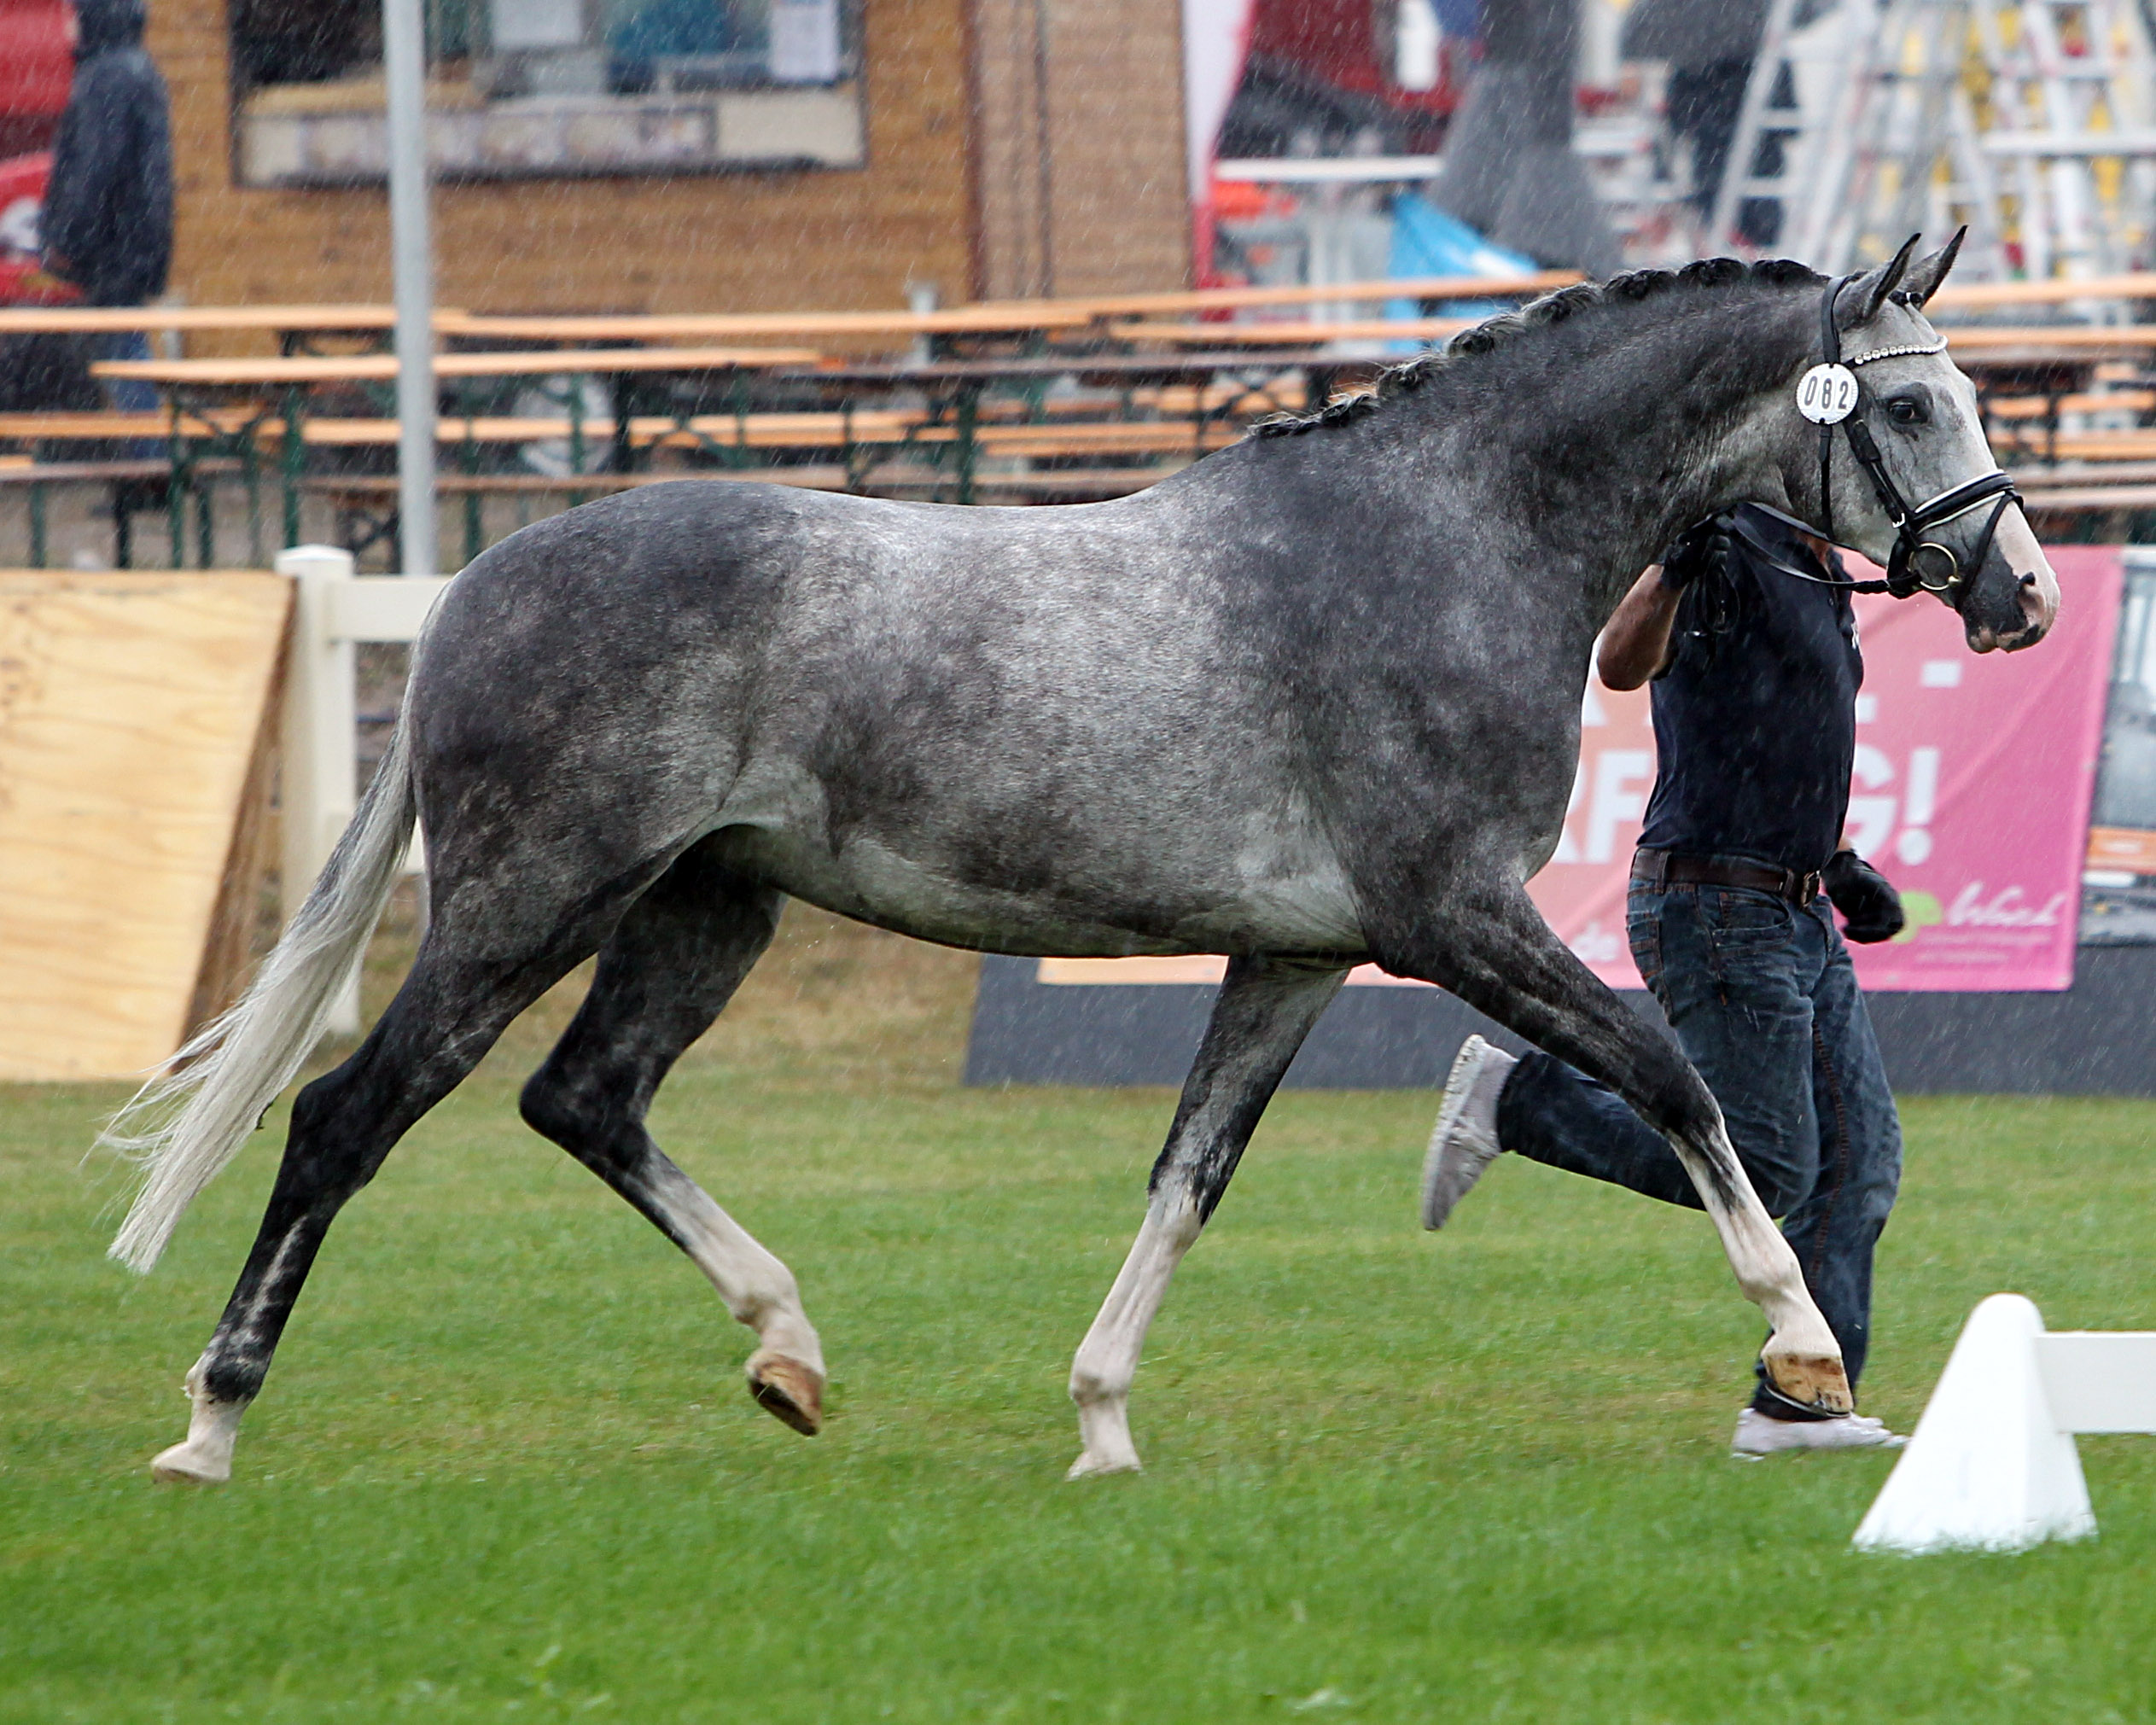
[1798,870,1821,904]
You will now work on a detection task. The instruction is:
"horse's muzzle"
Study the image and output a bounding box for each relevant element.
[1969,572,2055,653]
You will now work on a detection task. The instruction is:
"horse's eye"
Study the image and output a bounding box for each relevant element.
[1885,396,1928,426]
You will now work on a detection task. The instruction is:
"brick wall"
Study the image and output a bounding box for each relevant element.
[968,0,1191,300]
[153,0,975,321]
[146,0,1189,323]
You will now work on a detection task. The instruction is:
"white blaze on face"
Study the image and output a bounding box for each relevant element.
[1914,352,2056,647]
[1991,504,2060,639]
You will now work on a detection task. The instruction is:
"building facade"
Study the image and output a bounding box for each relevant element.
[143,0,1191,318]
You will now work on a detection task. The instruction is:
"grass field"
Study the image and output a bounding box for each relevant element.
[4,902,2154,1722]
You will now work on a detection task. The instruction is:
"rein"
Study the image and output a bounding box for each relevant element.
[1799,272,2019,601]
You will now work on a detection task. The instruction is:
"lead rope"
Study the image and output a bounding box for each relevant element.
[1818,273,1854,545]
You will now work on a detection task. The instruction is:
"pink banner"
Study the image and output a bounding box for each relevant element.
[1530,547,2124,992]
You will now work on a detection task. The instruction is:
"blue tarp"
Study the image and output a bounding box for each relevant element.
[1385,191,1538,330]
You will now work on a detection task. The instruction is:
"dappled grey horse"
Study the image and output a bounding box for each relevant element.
[108,236,2056,1485]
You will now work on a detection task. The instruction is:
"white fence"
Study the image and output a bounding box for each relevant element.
[275,545,447,1034]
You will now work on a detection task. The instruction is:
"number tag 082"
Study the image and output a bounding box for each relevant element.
[1797,363,1861,425]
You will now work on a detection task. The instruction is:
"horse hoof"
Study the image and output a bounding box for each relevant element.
[1763,1352,1854,1416]
[149,1441,230,1485]
[746,1354,824,1437]
[1065,1450,1143,1481]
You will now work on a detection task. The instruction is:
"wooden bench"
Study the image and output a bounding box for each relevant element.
[2018,482,2156,514]
[1110,318,1474,347]
[0,405,937,452]
[1947,325,2156,356]
[1110,319,2156,356]
[2007,458,2156,486]
[90,345,823,387]
[1046,269,2155,323]
[440,306,1098,348]
[0,342,1312,568]
[1991,428,2156,462]
[1984,389,2155,421]
[0,303,432,336]
[1008,270,1582,321]
[1929,273,2156,310]
[0,457,172,568]
[0,409,259,440]
[0,455,242,567]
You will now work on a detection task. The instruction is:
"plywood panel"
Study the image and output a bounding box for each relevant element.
[0,572,291,1081]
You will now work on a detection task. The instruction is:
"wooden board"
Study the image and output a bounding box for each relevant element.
[441,307,1097,342]
[1004,269,1580,318]
[1115,318,1476,345]
[90,346,824,387]
[0,571,290,1081]
[0,303,409,334]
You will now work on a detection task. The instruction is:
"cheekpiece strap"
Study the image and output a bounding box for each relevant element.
[1817,275,1857,539]
[1804,273,2015,600]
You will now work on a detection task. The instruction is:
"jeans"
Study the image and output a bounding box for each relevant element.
[1495,878,1903,1407]
[97,329,160,414]
[96,330,163,461]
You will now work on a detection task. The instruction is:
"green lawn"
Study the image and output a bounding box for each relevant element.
[3,905,2153,1722]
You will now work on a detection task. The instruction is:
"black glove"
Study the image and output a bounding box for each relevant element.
[1658,517,1732,593]
[1823,849,1904,943]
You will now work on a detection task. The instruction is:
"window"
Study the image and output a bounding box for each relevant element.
[233,0,864,185]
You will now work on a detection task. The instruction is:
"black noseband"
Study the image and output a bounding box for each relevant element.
[1816,273,2019,602]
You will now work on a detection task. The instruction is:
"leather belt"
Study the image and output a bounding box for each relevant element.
[1631,847,1823,906]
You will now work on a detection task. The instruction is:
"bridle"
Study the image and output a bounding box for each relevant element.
[1802,272,2019,601]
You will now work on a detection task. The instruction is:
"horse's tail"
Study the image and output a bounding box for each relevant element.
[102,713,420,1274]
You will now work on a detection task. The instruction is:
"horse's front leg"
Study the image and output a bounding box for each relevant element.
[1373,883,1852,1416]
[1068,953,1347,1477]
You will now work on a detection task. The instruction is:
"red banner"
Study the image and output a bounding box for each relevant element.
[1529,547,2123,992]
[1039,549,2122,994]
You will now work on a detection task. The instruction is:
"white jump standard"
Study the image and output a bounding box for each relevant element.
[1855,1294,2156,1553]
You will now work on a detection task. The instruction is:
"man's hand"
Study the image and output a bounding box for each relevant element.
[1823,850,1903,943]
[1597,516,1733,691]
[1659,517,1731,593]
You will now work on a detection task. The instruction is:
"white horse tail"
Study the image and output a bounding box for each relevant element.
[102,716,421,1274]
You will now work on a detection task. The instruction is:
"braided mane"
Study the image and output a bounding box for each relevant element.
[1250,256,1826,439]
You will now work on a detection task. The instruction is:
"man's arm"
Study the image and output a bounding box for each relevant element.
[1595,567,1681,691]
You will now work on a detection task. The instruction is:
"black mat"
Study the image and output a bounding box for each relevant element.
[963,947,2156,1095]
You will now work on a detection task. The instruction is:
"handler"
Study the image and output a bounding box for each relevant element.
[1422,504,1908,1456]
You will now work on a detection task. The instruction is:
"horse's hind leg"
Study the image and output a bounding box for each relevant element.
[1374,883,1851,1416]
[516,842,826,1436]
[1068,953,1347,1478]
[153,890,625,1484]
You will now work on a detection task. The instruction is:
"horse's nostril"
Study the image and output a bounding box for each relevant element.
[2020,573,2038,587]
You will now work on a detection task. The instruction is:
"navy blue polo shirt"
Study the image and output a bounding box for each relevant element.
[1636,505,1862,876]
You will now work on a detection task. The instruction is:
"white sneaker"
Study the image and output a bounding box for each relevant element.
[1420,1034,1518,1230]
[1730,1407,1907,1458]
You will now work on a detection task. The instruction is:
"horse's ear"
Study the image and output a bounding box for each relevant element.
[1898,226,1967,306]
[1835,233,1923,330]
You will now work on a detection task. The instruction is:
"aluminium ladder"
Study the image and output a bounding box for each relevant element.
[1712,0,2156,279]
[1969,0,2156,280]
[1710,0,2007,275]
